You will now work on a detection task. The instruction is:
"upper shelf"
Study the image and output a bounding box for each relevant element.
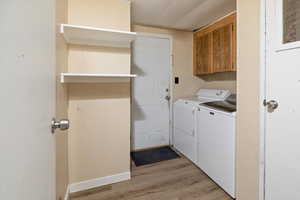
[60,24,137,48]
[61,73,137,83]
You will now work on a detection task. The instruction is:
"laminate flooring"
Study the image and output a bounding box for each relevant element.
[70,157,233,200]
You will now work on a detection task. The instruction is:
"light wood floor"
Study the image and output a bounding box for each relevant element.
[70,157,233,200]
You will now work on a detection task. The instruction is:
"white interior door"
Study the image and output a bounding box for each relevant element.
[265,0,300,199]
[0,1,56,199]
[132,35,171,150]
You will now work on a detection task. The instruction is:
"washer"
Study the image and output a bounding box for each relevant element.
[196,96,236,198]
[173,89,231,164]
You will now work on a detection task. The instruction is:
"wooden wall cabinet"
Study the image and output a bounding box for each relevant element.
[194,13,237,75]
[194,33,213,75]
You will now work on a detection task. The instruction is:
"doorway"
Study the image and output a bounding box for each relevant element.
[131,34,173,151]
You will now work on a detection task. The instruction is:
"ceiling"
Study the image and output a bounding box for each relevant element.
[131,0,236,31]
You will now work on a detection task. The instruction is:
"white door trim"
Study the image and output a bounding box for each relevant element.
[134,32,174,146]
[260,0,267,200]
[64,186,70,200]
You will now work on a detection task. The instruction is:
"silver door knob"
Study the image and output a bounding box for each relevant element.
[51,118,70,134]
[263,100,279,112]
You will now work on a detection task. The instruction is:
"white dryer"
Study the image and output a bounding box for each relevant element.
[173,89,231,164]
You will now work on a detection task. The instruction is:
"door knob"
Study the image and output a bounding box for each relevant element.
[263,100,279,112]
[51,118,70,134]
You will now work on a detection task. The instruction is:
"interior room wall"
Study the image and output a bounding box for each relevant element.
[198,72,237,93]
[133,25,237,100]
[68,0,130,31]
[67,0,131,184]
[236,0,262,200]
[55,0,69,199]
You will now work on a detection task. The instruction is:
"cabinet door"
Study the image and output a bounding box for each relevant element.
[193,32,213,75]
[212,23,234,72]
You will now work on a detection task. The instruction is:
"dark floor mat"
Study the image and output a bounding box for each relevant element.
[131,146,180,167]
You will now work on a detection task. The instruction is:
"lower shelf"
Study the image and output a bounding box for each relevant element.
[61,73,137,83]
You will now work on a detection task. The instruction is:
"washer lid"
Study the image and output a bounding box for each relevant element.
[196,89,231,101]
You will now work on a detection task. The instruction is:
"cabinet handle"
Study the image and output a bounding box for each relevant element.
[209,112,215,115]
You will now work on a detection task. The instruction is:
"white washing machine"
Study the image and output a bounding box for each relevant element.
[196,98,236,198]
[173,89,231,164]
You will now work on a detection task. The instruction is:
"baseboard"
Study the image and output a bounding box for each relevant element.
[64,186,70,200]
[69,172,131,193]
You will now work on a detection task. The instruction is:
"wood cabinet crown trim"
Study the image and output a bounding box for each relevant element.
[195,12,237,36]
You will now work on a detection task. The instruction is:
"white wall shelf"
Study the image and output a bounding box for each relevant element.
[61,73,137,83]
[61,24,137,48]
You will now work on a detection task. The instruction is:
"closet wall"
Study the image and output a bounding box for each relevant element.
[67,0,131,184]
[236,0,262,199]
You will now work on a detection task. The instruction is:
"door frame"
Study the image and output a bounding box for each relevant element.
[260,0,284,200]
[252,0,267,199]
[260,0,267,199]
[133,32,174,147]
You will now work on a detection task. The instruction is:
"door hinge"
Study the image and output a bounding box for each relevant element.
[263,99,267,106]
[171,54,174,66]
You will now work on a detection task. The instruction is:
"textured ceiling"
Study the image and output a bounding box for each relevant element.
[131,0,236,31]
